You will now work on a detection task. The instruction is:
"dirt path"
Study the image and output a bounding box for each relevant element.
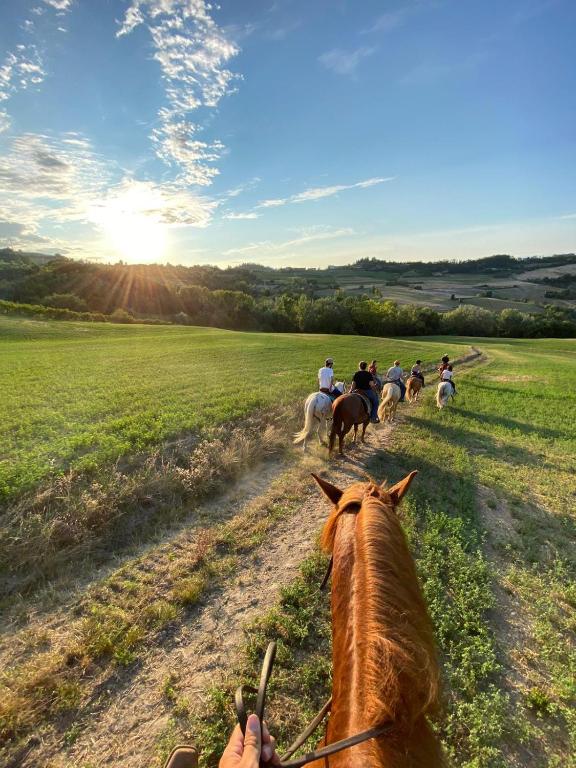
[25,423,397,768]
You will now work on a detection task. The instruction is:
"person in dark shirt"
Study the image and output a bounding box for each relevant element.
[351,361,379,423]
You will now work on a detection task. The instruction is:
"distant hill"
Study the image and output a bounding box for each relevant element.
[1,249,575,317]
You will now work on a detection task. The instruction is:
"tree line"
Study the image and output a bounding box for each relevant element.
[2,291,574,338]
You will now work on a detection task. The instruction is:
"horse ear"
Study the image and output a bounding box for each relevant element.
[385,470,418,505]
[311,473,343,505]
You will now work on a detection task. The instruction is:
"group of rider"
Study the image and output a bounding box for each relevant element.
[318,354,456,423]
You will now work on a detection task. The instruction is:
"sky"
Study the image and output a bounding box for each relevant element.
[0,0,575,268]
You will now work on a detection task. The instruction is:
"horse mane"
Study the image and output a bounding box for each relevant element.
[320,481,441,735]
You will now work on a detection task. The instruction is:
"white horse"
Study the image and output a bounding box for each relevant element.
[378,382,401,423]
[436,381,453,409]
[293,382,346,451]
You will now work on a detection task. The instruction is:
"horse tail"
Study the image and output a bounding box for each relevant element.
[329,403,341,452]
[293,394,317,445]
[379,387,393,419]
[436,382,448,409]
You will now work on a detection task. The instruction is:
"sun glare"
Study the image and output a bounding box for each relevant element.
[89,183,168,263]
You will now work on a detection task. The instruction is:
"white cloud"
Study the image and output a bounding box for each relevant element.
[256,177,394,209]
[117,0,241,186]
[225,176,261,198]
[223,227,355,257]
[0,131,219,254]
[223,211,261,220]
[318,46,377,76]
[89,178,217,229]
[0,110,10,134]
[0,46,46,106]
[558,212,576,220]
[42,0,74,11]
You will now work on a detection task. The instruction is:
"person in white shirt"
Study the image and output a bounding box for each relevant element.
[441,364,456,395]
[385,360,406,402]
[318,357,342,399]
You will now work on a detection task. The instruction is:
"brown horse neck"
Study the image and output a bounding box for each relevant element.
[324,500,444,768]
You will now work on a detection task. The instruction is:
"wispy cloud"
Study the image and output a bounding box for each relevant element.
[42,0,74,10]
[362,1,438,34]
[225,176,261,198]
[319,46,377,76]
[0,131,218,253]
[0,0,74,133]
[257,176,394,209]
[88,179,217,230]
[558,212,576,220]
[0,45,46,107]
[222,211,261,220]
[223,226,356,257]
[117,0,241,187]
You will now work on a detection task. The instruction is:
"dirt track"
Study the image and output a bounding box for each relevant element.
[21,425,397,768]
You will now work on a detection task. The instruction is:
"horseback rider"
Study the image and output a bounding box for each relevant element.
[438,354,450,376]
[441,363,456,396]
[369,359,383,392]
[351,361,380,423]
[386,360,406,402]
[410,359,425,386]
[318,358,343,399]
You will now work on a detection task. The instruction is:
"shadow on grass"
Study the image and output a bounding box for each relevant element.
[412,414,559,470]
[451,404,572,441]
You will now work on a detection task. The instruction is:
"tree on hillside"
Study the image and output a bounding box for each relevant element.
[41,293,88,312]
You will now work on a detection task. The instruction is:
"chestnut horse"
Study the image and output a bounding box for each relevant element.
[406,376,423,403]
[311,472,444,768]
[329,393,371,455]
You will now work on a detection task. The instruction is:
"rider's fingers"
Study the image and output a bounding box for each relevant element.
[261,734,277,763]
[220,724,244,764]
[240,714,261,766]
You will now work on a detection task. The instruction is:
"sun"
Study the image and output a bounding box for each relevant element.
[89,182,168,263]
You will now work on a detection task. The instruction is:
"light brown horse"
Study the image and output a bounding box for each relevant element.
[406,375,423,403]
[329,393,371,455]
[378,382,401,423]
[311,472,444,768]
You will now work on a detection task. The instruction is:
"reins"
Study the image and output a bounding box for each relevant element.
[235,640,393,768]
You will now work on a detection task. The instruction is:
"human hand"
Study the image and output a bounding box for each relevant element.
[219,714,280,768]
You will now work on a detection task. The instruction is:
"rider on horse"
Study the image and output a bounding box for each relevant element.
[441,364,456,395]
[438,354,450,375]
[318,358,343,400]
[385,360,406,402]
[351,361,380,423]
[410,359,425,386]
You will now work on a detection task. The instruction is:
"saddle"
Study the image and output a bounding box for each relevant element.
[350,390,371,415]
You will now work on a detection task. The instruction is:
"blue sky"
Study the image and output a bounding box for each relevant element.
[0,0,575,267]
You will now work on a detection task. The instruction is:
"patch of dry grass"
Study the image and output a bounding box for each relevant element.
[0,415,291,604]
[0,455,313,763]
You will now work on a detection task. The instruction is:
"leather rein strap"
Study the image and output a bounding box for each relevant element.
[235,640,393,767]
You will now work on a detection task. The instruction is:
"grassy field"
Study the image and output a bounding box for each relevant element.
[0,316,462,502]
[180,337,576,768]
[0,317,574,768]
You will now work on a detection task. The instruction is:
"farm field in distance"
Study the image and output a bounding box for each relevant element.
[0,316,574,768]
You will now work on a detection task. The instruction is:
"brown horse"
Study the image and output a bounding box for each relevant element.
[406,375,423,403]
[329,393,371,455]
[311,472,444,768]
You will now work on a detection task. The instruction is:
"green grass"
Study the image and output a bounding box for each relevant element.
[163,337,575,768]
[1,318,574,767]
[0,316,463,501]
